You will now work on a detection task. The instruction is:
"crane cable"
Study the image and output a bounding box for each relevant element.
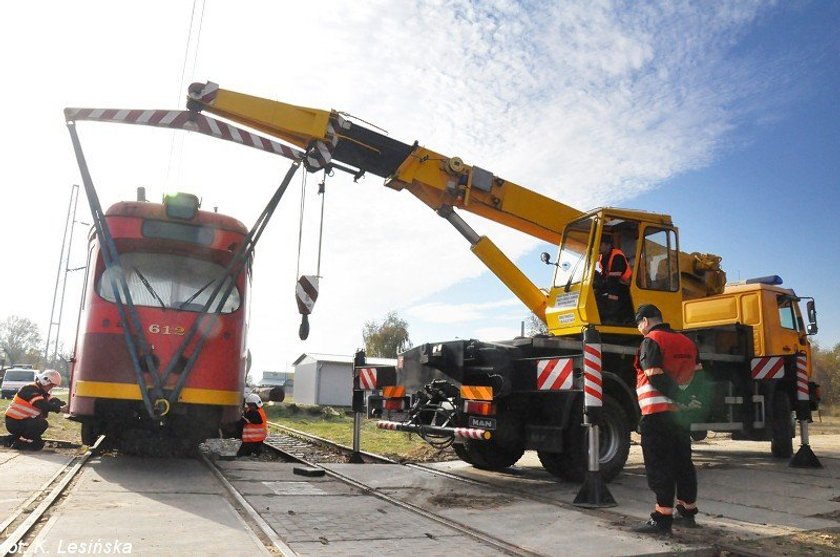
[167,0,206,182]
[295,170,329,340]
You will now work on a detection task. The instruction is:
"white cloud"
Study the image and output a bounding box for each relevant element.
[0,1,785,375]
[406,298,522,324]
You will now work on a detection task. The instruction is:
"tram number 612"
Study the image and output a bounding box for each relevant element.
[148,324,186,336]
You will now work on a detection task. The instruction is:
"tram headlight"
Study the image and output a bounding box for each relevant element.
[163,192,201,220]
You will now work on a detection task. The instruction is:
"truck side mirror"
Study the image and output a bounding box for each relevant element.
[806,300,818,334]
[540,252,551,265]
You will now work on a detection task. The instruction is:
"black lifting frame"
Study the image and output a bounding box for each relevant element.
[65,109,304,419]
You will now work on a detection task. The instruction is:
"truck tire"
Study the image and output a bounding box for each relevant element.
[771,390,794,458]
[538,396,630,482]
[459,439,524,470]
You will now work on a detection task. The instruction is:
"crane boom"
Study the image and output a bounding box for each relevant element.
[184,82,726,326]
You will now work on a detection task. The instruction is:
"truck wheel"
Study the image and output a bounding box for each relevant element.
[539,396,630,482]
[461,439,524,470]
[452,443,484,467]
[771,390,794,458]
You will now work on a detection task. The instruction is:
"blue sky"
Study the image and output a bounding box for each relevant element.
[402,1,840,351]
[0,1,838,375]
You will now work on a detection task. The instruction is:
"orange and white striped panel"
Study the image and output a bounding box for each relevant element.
[382,385,406,399]
[358,367,377,391]
[536,358,574,391]
[750,356,785,380]
[796,354,809,401]
[460,385,493,400]
[583,342,603,408]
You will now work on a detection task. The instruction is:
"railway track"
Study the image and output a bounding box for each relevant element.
[263,421,393,464]
[256,425,823,556]
[257,422,543,557]
[0,437,102,556]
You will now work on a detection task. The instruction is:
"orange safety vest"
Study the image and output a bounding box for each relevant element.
[4,386,46,421]
[635,329,698,415]
[598,249,632,285]
[242,407,268,443]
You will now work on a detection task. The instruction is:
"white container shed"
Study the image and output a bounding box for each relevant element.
[292,353,396,406]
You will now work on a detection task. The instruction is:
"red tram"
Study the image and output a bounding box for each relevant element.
[69,192,250,451]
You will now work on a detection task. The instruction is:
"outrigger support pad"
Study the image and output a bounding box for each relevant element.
[790,418,822,468]
[573,470,617,508]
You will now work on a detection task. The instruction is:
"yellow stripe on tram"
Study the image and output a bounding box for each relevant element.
[73,380,241,405]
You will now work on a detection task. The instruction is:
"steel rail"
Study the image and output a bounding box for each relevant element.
[0,436,103,555]
[200,453,297,557]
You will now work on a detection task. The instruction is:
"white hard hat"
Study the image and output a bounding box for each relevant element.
[38,369,62,388]
[244,393,263,407]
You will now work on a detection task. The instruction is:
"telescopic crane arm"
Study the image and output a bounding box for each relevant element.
[186,82,584,320]
[185,82,726,320]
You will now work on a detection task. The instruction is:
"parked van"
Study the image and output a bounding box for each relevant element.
[1,367,37,399]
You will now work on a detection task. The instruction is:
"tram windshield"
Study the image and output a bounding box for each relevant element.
[97,252,241,313]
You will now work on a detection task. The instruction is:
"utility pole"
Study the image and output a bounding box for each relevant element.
[44,184,86,368]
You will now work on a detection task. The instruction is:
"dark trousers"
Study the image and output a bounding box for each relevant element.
[5,416,48,451]
[640,412,697,508]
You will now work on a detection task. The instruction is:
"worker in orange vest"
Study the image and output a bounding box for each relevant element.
[595,235,634,324]
[632,304,702,535]
[237,393,268,457]
[3,370,66,451]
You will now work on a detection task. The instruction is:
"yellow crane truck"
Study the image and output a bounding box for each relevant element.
[184,83,820,480]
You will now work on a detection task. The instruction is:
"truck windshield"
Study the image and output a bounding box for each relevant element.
[97,252,241,313]
[553,217,594,288]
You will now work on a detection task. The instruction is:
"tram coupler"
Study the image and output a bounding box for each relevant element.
[790,401,821,468]
[376,420,491,441]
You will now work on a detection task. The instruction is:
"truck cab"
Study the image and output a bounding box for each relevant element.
[544,208,685,337]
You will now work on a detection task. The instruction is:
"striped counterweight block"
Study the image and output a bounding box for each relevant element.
[536,358,573,391]
[296,275,319,315]
[357,367,377,391]
[583,342,603,408]
[796,354,809,402]
[750,356,785,380]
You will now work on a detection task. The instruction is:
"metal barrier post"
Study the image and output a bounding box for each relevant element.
[790,353,821,468]
[350,349,366,463]
[574,326,617,507]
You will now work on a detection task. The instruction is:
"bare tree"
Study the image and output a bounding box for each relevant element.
[0,316,42,367]
[363,311,412,358]
[526,313,548,336]
[812,341,840,408]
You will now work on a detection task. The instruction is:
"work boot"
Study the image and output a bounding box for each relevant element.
[632,511,673,535]
[2,435,17,448]
[673,504,699,528]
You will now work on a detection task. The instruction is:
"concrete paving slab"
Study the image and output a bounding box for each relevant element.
[248,493,458,543]
[291,534,509,557]
[27,489,269,556]
[323,463,692,556]
[0,451,72,515]
[74,456,223,494]
[231,478,357,497]
[216,461,336,482]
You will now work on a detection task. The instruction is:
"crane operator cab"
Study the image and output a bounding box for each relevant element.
[541,208,686,335]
